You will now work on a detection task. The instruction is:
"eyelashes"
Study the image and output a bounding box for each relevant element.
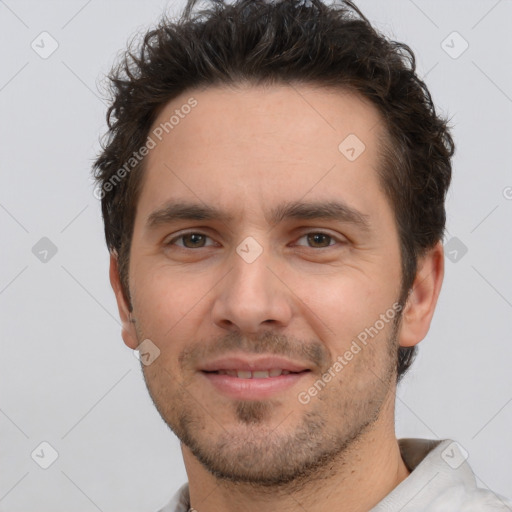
[166,231,345,250]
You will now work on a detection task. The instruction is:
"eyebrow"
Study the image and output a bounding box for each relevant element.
[146,199,370,231]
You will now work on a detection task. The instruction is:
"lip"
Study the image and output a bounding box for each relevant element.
[199,355,311,373]
[201,371,310,400]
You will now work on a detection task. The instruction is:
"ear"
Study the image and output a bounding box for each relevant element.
[398,241,444,348]
[109,252,139,350]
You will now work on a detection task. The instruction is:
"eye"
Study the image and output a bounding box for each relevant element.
[295,232,340,248]
[166,232,216,249]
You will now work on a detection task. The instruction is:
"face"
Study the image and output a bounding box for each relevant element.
[115,83,411,485]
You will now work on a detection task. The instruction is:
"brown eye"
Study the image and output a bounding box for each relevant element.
[305,232,334,248]
[167,232,215,248]
[181,233,207,248]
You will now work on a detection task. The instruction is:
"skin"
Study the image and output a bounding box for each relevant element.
[110,83,444,512]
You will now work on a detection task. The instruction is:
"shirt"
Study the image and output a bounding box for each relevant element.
[156,438,512,511]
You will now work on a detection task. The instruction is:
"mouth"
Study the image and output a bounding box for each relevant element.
[202,369,310,378]
[200,369,311,399]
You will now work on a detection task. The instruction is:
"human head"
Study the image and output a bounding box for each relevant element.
[93,0,453,382]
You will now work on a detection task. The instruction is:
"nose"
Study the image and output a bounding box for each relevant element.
[211,249,293,334]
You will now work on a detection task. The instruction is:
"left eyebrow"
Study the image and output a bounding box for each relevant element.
[266,200,371,232]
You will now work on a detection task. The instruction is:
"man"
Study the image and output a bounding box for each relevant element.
[93,0,512,510]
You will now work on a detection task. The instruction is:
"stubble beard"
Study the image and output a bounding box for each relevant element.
[139,315,400,493]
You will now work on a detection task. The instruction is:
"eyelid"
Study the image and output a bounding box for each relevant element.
[293,230,346,248]
[164,229,346,249]
[165,230,218,247]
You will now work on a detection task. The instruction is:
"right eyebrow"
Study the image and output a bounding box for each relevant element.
[146,201,234,230]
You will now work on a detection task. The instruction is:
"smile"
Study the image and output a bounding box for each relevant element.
[201,369,311,399]
[206,369,302,378]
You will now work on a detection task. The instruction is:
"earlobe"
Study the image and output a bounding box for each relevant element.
[109,252,139,350]
[398,241,444,348]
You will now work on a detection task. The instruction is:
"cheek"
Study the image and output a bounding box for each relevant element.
[297,273,391,343]
[132,265,205,338]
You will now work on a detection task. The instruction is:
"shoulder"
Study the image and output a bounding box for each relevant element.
[433,486,512,511]
[372,439,512,512]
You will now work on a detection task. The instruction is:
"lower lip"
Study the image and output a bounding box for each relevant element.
[201,371,310,400]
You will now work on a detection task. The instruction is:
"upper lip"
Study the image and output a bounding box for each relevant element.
[200,355,311,373]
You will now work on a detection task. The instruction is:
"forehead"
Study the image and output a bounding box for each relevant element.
[136,83,389,225]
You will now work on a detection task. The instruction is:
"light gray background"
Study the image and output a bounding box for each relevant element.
[1,0,511,510]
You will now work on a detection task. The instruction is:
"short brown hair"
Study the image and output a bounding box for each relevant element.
[92,0,454,382]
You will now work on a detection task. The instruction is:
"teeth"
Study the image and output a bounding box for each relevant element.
[252,370,270,378]
[215,368,293,378]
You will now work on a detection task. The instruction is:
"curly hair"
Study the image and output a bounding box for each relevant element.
[92,0,454,383]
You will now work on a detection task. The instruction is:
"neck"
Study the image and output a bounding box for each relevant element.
[182,394,410,512]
